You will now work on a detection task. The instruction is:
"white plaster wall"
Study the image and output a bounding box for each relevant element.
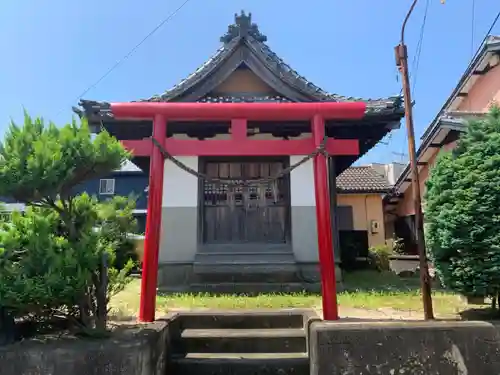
[290,157,316,207]
[159,156,199,262]
[289,157,318,262]
[162,157,199,207]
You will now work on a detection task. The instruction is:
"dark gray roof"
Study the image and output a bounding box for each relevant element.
[76,11,404,121]
[336,166,391,193]
[75,11,404,120]
[134,11,401,112]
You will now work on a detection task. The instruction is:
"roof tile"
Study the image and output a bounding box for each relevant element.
[336,166,391,193]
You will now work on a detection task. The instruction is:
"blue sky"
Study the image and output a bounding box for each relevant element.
[0,0,498,164]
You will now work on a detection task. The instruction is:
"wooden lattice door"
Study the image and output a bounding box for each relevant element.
[201,158,289,244]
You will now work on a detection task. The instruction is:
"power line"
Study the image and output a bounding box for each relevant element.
[471,9,500,61]
[483,9,500,41]
[393,0,429,161]
[471,0,476,59]
[58,0,191,116]
[463,7,499,109]
[410,0,429,94]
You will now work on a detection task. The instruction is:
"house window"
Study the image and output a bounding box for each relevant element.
[0,212,12,221]
[99,179,115,195]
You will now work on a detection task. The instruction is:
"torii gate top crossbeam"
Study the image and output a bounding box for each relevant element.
[109,101,368,121]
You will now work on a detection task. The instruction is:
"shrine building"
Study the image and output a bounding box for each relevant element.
[76,12,404,314]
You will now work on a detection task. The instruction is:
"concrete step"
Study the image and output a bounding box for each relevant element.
[177,328,307,354]
[192,271,300,284]
[193,263,299,282]
[197,244,293,254]
[186,282,321,294]
[172,353,309,375]
[193,251,299,283]
[174,310,310,330]
[194,253,296,264]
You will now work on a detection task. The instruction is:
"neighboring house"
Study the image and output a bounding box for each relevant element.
[1,160,149,233]
[76,160,149,233]
[336,166,393,255]
[386,35,500,253]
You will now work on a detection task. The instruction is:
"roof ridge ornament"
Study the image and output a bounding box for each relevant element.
[220,11,267,44]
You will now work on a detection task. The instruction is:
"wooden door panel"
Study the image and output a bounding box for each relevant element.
[202,159,289,244]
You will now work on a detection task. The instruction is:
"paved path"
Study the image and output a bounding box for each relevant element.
[315,306,430,321]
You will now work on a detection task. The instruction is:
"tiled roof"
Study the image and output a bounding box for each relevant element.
[138,11,401,110]
[76,12,403,121]
[336,166,391,193]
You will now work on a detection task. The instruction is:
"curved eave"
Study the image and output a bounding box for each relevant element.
[75,98,404,124]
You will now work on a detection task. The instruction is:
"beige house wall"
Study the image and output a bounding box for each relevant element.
[458,63,500,112]
[338,193,386,248]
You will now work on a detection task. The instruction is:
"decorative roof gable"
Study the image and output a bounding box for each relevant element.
[139,11,401,112]
[220,11,267,44]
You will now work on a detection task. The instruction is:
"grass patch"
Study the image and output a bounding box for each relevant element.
[109,271,468,318]
[340,271,467,316]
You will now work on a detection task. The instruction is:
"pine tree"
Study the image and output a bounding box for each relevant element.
[0,113,134,340]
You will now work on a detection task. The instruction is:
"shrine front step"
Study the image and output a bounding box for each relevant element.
[169,310,314,375]
[193,251,300,284]
[171,309,312,330]
[179,328,306,353]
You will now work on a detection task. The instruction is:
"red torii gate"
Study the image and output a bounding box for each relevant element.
[111,101,365,322]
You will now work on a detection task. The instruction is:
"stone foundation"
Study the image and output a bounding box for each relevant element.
[157,262,342,293]
[0,321,171,375]
[309,320,500,375]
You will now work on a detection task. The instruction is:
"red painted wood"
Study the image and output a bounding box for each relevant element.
[325,138,359,156]
[311,114,339,321]
[231,118,247,141]
[122,140,152,156]
[110,101,367,121]
[139,114,167,323]
[121,138,359,157]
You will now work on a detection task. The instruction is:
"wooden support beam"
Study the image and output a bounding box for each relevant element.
[122,138,360,157]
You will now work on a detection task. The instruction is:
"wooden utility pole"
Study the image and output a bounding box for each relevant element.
[394,0,435,320]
